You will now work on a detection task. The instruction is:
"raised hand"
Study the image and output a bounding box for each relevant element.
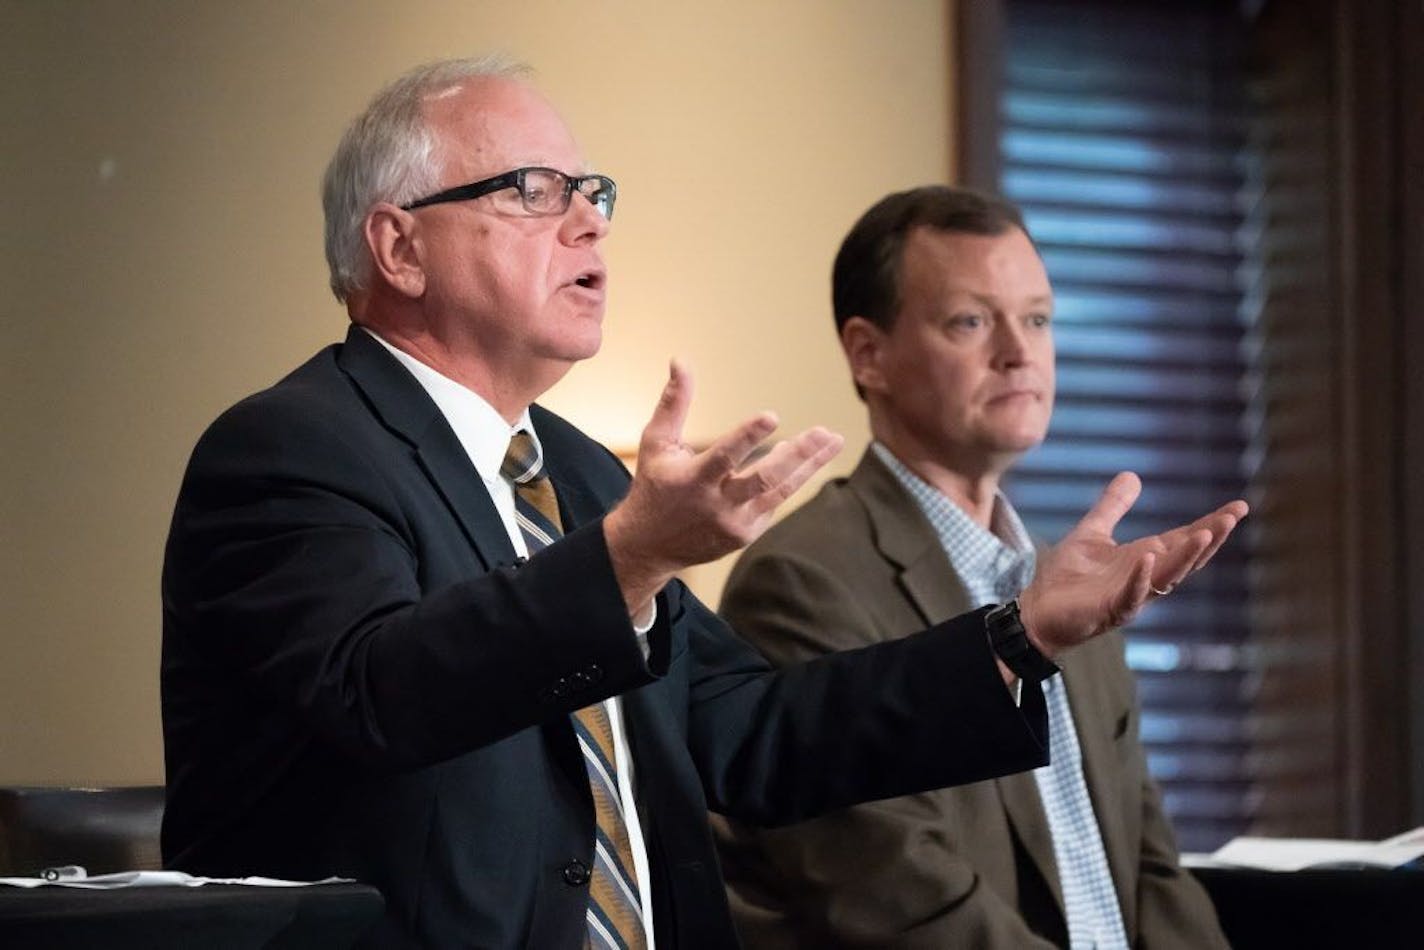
[1017,472,1248,658]
[603,360,844,613]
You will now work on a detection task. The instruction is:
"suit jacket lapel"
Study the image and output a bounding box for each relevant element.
[850,450,964,627]
[335,325,516,570]
[848,447,1067,916]
[534,426,612,533]
[1059,645,1136,934]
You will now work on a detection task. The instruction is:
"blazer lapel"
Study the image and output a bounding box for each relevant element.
[851,448,1066,915]
[998,768,1062,910]
[849,450,964,628]
[335,326,516,570]
[536,441,609,534]
[1060,645,1136,934]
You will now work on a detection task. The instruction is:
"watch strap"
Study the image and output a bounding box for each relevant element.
[985,599,1060,683]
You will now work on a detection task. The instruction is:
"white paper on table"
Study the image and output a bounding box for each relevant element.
[0,869,353,890]
[1182,826,1424,871]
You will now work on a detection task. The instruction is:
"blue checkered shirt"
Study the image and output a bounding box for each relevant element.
[874,444,1128,950]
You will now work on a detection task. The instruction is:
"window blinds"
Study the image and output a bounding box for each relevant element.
[995,0,1255,852]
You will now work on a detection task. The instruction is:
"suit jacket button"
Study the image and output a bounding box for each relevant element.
[562,859,591,887]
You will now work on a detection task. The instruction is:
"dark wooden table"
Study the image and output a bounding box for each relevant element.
[0,881,384,949]
[1192,865,1423,949]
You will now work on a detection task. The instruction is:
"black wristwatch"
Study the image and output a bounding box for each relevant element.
[985,600,1060,683]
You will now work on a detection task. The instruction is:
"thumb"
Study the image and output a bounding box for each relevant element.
[641,358,694,448]
[1073,471,1141,541]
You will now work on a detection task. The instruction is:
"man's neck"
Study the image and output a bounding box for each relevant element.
[354,319,556,425]
[872,437,1009,530]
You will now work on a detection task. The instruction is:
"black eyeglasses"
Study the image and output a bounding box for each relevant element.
[400,166,617,220]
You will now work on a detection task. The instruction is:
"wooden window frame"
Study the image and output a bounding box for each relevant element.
[952,0,1424,837]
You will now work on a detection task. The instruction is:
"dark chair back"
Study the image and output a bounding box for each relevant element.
[0,786,165,876]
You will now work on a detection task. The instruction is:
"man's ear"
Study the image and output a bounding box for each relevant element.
[841,316,888,395]
[364,204,426,299]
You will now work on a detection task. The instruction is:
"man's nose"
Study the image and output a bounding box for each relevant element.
[993,319,1030,367]
[559,192,611,245]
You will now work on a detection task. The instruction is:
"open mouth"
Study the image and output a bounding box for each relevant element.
[571,270,605,290]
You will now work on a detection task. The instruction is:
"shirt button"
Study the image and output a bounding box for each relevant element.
[561,859,591,887]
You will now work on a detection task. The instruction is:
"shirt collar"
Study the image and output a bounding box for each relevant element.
[872,441,1035,604]
[361,327,540,484]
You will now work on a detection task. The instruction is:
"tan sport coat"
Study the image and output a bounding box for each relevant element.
[713,448,1228,949]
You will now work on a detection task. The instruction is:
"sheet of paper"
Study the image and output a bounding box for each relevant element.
[0,868,353,889]
[1183,827,1424,871]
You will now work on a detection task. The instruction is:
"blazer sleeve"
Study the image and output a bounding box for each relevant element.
[674,571,1047,828]
[714,546,1058,946]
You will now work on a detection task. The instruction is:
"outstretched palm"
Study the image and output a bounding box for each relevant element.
[1019,472,1247,657]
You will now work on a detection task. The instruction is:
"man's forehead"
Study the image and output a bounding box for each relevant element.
[901,226,1053,302]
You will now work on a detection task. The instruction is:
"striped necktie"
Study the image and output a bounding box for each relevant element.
[501,431,648,950]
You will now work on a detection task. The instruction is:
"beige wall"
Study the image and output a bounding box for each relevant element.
[0,0,955,785]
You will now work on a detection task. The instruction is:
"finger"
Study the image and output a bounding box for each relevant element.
[1155,500,1246,573]
[1073,471,1142,540]
[1149,499,1240,556]
[640,358,695,449]
[1111,550,1156,628]
[727,428,843,508]
[723,428,839,504]
[1188,514,1241,573]
[696,410,780,480]
[1153,528,1211,590]
[1189,500,1248,572]
[753,434,843,514]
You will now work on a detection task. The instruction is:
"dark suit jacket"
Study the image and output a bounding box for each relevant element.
[714,448,1228,949]
[160,328,1051,949]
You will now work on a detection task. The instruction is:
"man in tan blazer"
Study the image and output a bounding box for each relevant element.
[713,186,1230,948]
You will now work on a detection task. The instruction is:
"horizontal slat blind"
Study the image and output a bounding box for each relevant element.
[997,0,1255,852]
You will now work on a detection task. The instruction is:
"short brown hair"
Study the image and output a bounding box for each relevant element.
[832,185,1029,335]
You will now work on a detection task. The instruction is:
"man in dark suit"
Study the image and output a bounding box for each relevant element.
[161,59,1245,948]
[714,186,1230,948]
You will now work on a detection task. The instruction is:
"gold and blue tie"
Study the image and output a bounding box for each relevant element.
[501,432,647,950]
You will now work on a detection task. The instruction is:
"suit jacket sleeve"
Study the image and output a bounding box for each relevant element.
[717,545,1060,947]
[674,574,1047,828]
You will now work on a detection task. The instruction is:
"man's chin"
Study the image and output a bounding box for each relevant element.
[570,327,603,362]
[543,329,603,367]
[989,430,1049,458]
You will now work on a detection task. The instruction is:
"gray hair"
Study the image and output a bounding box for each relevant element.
[321,54,532,303]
